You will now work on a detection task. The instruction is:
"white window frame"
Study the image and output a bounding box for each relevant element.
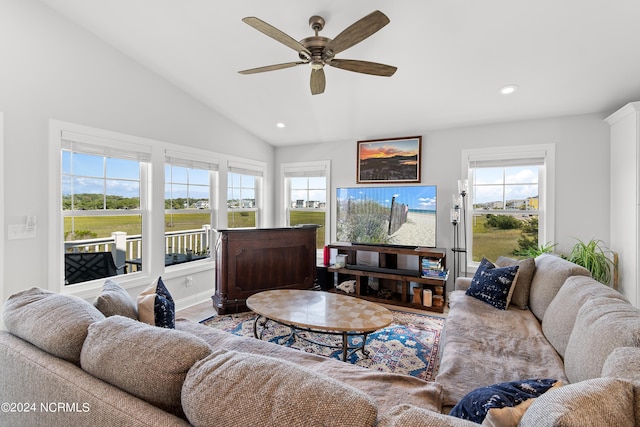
[49,121,154,296]
[461,144,555,267]
[164,149,219,266]
[227,161,265,229]
[281,160,331,248]
[50,122,267,299]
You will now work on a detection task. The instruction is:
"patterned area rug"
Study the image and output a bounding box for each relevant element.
[200,309,445,381]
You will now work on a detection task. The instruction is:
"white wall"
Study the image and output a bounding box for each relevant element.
[0,112,4,326]
[275,113,611,289]
[0,1,274,310]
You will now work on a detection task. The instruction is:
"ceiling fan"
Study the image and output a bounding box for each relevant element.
[238,10,397,95]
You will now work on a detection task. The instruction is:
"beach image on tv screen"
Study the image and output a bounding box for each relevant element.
[336,185,436,247]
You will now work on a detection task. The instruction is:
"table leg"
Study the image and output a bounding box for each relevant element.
[342,331,348,361]
[360,332,370,357]
[253,315,272,340]
[252,315,260,339]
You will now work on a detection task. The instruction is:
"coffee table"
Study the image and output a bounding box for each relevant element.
[245,289,393,362]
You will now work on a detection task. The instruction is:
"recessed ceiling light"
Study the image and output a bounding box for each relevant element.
[499,85,518,95]
[276,122,286,128]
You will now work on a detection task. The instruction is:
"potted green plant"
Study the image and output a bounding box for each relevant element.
[566,238,615,286]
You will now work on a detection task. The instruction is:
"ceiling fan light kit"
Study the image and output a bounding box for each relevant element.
[238,10,397,95]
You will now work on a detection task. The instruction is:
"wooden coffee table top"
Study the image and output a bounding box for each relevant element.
[246,290,393,333]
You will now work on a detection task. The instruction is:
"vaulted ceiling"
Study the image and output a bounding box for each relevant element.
[39,0,640,146]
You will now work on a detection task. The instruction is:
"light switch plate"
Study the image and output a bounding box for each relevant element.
[8,224,36,240]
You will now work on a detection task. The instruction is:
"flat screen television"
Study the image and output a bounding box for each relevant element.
[336,185,437,247]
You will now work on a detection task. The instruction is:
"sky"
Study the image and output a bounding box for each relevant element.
[473,166,539,204]
[63,152,211,199]
[337,185,437,211]
[358,138,420,160]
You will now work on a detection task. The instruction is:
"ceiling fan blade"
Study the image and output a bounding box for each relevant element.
[328,59,397,77]
[325,10,390,56]
[242,17,311,59]
[238,61,306,74]
[310,68,326,95]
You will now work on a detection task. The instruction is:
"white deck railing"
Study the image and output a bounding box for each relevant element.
[64,225,212,269]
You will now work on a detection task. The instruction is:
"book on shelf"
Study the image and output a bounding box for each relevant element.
[422,261,443,270]
[421,269,449,279]
[421,258,443,269]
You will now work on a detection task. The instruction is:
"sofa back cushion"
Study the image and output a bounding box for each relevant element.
[528,254,590,321]
[2,287,105,365]
[564,298,640,383]
[93,279,138,319]
[182,349,378,427]
[495,256,536,310]
[542,276,626,358]
[80,315,211,416]
[519,378,637,427]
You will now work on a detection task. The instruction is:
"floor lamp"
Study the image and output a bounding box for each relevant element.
[451,179,468,281]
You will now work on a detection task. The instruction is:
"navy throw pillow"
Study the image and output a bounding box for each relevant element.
[137,276,175,329]
[466,258,519,310]
[450,378,559,423]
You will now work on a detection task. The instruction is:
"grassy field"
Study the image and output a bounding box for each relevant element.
[472,214,522,261]
[227,211,256,228]
[65,215,142,238]
[65,213,211,238]
[289,211,326,248]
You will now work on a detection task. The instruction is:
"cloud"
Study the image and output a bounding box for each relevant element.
[418,197,436,209]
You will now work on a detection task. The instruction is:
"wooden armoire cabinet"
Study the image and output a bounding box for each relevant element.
[211,226,318,314]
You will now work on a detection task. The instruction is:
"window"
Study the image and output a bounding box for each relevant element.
[164,152,218,266]
[283,161,330,249]
[61,132,151,285]
[463,145,555,263]
[227,163,263,228]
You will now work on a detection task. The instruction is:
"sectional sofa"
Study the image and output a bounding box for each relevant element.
[1,253,639,426]
[0,285,442,427]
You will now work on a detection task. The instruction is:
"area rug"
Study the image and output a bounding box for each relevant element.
[200,310,445,381]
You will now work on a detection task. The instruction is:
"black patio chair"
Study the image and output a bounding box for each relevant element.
[64,252,127,285]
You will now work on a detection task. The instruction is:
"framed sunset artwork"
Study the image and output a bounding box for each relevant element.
[357,136,422,183]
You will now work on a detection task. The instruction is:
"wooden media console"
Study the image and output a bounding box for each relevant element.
[327,243,448,313]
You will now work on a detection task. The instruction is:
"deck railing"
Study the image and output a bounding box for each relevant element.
[64,225,212,270]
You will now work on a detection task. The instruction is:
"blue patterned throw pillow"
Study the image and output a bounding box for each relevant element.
[137,276,175,328]
[450,378,559,423]
[466,258,519,310]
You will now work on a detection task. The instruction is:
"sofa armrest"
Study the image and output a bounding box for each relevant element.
[454,277,472,292]
[0,331,189,427]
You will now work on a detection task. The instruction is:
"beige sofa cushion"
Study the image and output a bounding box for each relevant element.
[377,404,478,427]
[542,276,626,358]
[2,287,105,365]
[564,297,640,383]
[495,256,535,310]
[528,254,590,321]
[602,347,640,384]
[182,349,378,427]
[93,279,138,319]
[519,378,636,426]
[80,315,211,416]
[436,291,567,407]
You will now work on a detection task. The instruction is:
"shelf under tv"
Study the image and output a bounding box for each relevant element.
[327,243,447,313]
[345,263,420,277]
